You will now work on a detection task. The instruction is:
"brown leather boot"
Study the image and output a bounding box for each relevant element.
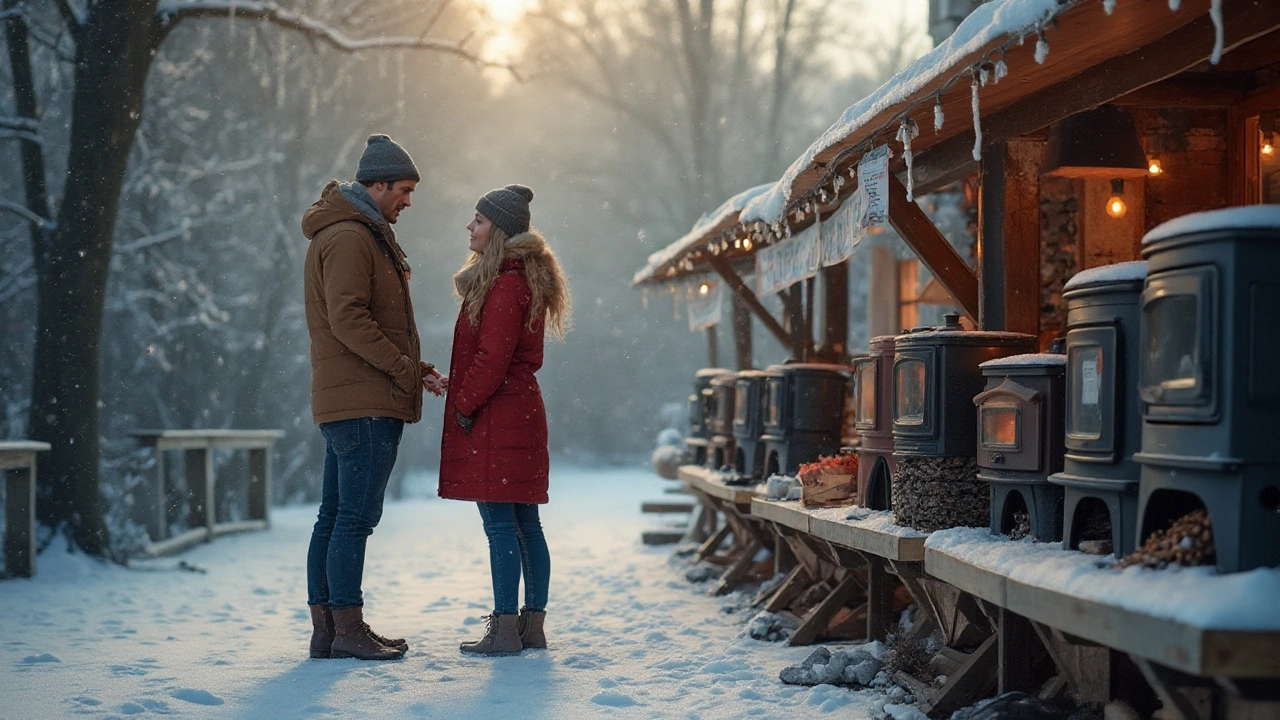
[330,606,404,661]
[309,605,335,659]
[364,624,408,653]
[459,613,522,656]
[518,610,546,649]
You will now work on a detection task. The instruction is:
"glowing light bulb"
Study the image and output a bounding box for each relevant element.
[1106,178,1127,219]
[1148,157,1163,175]
[1263,137,1275,157]
[744,238,753,251]
[699,283,710,295]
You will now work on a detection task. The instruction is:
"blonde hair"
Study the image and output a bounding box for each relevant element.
[453,225,572,340]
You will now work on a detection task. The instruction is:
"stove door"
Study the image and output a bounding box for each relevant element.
[1065,327,1119,462]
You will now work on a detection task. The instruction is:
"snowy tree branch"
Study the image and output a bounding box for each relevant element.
[157,1,517,76]
[0,199,50,227]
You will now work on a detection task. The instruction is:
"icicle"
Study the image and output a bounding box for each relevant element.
[1035,31,1050,64]
[971,75,983,162]
[1168,0,1181,9]
[1103,0,1117,15]
[993,53,1008,83]
[979,64,990,87]
[848,167,857,179]
[820,189,829,203]
[833,175,846,193]
[934,95,945,132]
[1209,0,1223,64]
[896,118,921,202]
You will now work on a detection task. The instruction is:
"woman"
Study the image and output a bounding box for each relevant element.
[438,184,571,656]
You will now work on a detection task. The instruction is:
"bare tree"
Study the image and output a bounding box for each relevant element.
[1,0,502,556]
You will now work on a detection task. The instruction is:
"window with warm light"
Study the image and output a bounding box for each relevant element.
[981,402,1020,450]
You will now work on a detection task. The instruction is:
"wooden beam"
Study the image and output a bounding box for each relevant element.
[886,173,981,323]
[731,295,752,370]
[978,140,1043,336]
[1114,73,1249,107]
[911,3,1280,196]
[708,254,793,350]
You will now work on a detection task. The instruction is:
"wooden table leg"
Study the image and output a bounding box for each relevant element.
[864,555,896,642]
[185,448,215,541]
[248,447,270,526]
[789,574,860,646]
[716,537,762,595]
[4,461,36,577]
[763,564,812,612]
[998,607,1043,694]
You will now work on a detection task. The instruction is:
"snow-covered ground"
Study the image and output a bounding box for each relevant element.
[1,466,888,719]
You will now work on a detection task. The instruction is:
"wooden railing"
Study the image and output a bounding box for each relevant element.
[0,441,50,578]
[132,430,284,556]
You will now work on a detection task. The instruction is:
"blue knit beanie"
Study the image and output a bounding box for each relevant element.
[355,134,420,183]
[476,184,534,238]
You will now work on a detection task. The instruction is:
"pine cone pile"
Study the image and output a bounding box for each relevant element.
[1117,508,1215,570]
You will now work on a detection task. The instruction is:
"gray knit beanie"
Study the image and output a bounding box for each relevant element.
[476,184,534,238]
[355,134,420,183]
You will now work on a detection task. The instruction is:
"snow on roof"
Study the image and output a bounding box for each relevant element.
[979,353,1066,368]
[632,183,774,285]
[1062,260,1148,290]
[740,0,1065,228]
[926,526,1280,631]
[1142,205,1280,246]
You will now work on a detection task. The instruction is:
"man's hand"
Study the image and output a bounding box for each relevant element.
[422,361,447,397]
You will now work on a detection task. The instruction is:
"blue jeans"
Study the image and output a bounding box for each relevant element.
[476,502,550,615]
[306,416,404,609]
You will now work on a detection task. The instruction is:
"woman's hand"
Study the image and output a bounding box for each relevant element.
[422,362,448,397]
[454,410,474,434]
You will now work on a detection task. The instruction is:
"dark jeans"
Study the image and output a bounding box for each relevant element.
[476,502,550,616]
[306,416,404,609]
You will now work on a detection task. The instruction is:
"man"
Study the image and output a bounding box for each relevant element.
[301,134,443,661]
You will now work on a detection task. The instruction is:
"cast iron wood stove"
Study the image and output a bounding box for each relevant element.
[732,370,769,480]
[1048,261,1146,558]
[1134,207,1280,573]
[891,314,1036,532]
[686,368,732,466]
[975,352,1067,541]
[761,363,850,477]
[708,373,738,470]
[856,336,899,511]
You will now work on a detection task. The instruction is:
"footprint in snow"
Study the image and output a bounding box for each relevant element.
[591,691,637,707]
[22,653,60,664]
[171,688,224,706]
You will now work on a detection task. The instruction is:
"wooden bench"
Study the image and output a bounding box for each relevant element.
[132,430,284,556]
[0,441,50,578]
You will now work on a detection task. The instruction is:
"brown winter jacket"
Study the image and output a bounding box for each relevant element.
[302,180,423,425]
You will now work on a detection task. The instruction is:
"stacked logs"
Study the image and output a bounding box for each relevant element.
[1117,509,1215,570]
[893,456,989,532]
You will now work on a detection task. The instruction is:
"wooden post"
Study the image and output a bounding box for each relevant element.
[804,276,816,359]
[4,464,36,577]
[869,246,900,338]
[185,448,215,541]
[865,555,896,642]
[997,607,1042,694]
[979,139,1043,336]
[818,260,848,360]
[732,296,753,370]
[705,324,720,368]
[786,284,806,360]
[152,449,168,541]
[248,447,270,526]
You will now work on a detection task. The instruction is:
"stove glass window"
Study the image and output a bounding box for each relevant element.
[1068,345,1103,440]
[1141,267,1215,415]
[734,384,750,425]
[895,359,927,425]
[981,401,1020,449]
[856,361,876,428]
[766,379,783,427]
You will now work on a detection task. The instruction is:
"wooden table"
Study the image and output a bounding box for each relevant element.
[677,465,773,595]
[0,441,50,577]
[926,542,1280,719]
[133,430,284,556]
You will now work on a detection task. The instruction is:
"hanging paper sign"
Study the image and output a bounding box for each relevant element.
[755,222,822,297]
[858,144,890,228]
[685,276,723,332]
[821,185,866,266]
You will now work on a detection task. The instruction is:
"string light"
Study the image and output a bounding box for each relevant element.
[1106,179,1127,218]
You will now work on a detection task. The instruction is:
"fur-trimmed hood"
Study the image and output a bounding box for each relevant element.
[500,229,565,305]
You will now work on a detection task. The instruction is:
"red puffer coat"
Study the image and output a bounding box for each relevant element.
[438,259,549,503]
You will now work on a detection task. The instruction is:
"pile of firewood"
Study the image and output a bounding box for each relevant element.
[1117,508,1215,569]
[893,456,989,532]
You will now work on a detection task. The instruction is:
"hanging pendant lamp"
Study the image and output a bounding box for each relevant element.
[1041,104,1149,179]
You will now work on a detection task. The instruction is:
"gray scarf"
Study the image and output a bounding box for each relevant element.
[338,181,386,226]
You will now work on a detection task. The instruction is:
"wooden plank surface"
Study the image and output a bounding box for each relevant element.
[0,441,52,453]
[749,498,811,533]
[677,465,757,506]
[809,514,926,563]
[924,547,1008,606]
